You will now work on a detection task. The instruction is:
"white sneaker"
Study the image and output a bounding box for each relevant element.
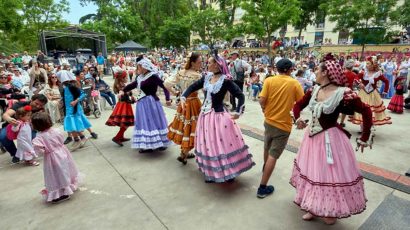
[70,141,82,151]
[80,137,89,148]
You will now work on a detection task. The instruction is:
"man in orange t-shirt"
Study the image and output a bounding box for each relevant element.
[257,59,304,198]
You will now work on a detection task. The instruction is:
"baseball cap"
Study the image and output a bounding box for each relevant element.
[276,59,293,72]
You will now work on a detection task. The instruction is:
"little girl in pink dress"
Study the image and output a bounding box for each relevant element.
[9,105,39,166]
[32,112,80,204]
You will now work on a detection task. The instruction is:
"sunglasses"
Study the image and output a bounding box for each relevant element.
[0,77,8,79]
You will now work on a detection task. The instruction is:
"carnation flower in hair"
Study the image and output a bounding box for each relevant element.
[24,105,32,111]
[115,71,127,79]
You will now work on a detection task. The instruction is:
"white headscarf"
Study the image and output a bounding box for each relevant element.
[56,70,75,83]
[137,58,158,73]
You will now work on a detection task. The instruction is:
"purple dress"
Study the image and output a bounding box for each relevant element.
[123,73,171,149]
[33,128,79,202]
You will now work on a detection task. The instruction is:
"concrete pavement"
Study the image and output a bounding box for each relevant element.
[1,95,410,230]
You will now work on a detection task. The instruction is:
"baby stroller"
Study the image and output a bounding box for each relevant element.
[82,85,101,118]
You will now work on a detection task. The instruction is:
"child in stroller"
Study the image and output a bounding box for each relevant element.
[82,75,101,118]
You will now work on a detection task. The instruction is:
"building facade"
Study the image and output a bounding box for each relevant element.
[194,0,405,46]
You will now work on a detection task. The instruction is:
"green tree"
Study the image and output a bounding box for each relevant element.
[19,0,70,51]
[189,7,227,47]
[0,0,24,53]
[292,0,325,39]
[157,18,191,48]
[0,0,23,34]
[217,0,243,42]
[241,0,301,56]
[82,0,194,47]
[390,0,410,28]
[324,0,396,57]
[80,2,145,50]
[217,0,242,25]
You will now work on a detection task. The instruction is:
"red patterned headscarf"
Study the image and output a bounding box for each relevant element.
[322,53,346,86]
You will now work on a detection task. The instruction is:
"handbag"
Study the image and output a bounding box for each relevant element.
[6,123,20,140]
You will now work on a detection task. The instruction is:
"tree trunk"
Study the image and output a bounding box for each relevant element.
[361,43,365,58]
[298,26,303,40]
[230,6,236,25]
[201,0,206,10]
[267,33,272,57]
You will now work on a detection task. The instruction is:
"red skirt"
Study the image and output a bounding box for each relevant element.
[105,102,134,127]
[387,94,404,114]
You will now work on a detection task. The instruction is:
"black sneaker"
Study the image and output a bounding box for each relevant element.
[64,137,73,145]
[11,157,20,164]
[257,185,275,198]
[90,132,98,139]
[52,195,70,204]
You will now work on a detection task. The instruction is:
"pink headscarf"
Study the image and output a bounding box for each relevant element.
[322,53,346,86]
[213,50,232,79]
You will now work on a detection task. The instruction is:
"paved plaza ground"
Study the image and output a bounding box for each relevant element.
[1,82,410,230]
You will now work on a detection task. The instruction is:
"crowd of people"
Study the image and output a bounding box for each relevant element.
[1,48,409,224]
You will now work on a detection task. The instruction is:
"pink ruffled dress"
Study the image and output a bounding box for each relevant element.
[291,86,373,218]
[182,73,255,182]
[33,128,79,202]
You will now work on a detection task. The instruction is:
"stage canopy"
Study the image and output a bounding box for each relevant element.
[39,26,107,57]
[115,40,147,52]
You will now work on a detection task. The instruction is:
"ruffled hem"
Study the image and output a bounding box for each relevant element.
[195,145,249,161]
[16,151,38,161]
[41,183,78,202]
[201,162,255,183]
[290,161,367,218]
[64,114,92,132]
[134,129,168,136]
[132,141,171,149]
[133,135,168,143]
[349,116,392,125]
[196,154,254,172]
[292,201,367,219]
[167,127,196,149]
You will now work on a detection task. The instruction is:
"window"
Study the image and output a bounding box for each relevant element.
[314,32,324,45]
[338,30,349,44]
[315,10,326,29]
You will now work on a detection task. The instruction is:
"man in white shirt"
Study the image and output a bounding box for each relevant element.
[302,64,315,91]
[229,51,251,111]
[274,54,283,66]
[399,55,410,93]
[21,51,32,65]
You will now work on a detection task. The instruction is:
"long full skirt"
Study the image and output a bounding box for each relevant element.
[106,101,134,127]
[132,96,170,149]
[387,94,404,114]
[167,93,201,152]
[194,110,255,182]
[290,127,367,218]
[349,89,392,125]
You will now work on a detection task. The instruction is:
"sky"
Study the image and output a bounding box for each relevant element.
[62,0,98,24]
